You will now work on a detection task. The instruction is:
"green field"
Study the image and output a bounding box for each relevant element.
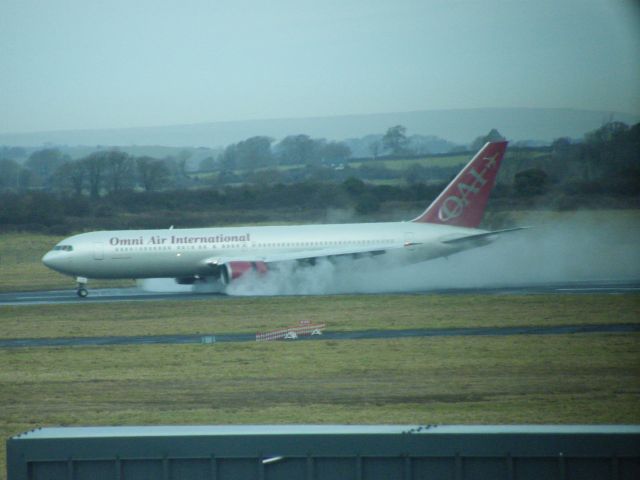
[347,154,469,171]
[1,294,639,477]
[354,149,550,172]
[0,233,133,292]
[0,329,638,477]
[191,154,470,184]
[1,294,639,339]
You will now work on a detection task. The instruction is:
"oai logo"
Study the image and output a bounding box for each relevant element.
[437,153,498,222]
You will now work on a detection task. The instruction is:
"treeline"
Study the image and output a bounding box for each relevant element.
[213,135,351,172]
[0,180,449,233]
[208,125,437,172]
[498,121,640,198]
[0,149,190,196]
[0,125,490,196]
[0,121,638,233]
[0,125,410,194]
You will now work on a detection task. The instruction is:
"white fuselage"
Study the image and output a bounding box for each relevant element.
[42,221,483,280]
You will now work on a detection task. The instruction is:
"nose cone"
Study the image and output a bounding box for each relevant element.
[42,251,68,273]
[42,252,54,268]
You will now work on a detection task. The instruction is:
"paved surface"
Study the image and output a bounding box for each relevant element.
[1,280,639,306]
[0,288,215,306]
[1,323,638,349]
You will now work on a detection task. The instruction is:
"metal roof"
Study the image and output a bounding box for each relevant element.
[13,424,640,440]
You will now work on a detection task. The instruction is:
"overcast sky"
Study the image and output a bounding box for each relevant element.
[1,0,638,134]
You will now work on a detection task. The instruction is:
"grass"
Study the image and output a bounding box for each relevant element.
[387,150,550,171]
[1,294,638,339]
[3,335,637,424]
[0,233,133,293]
[1,334,638,476]
[348,154,470,171]
[0,233,67,292]
[0,293,639,477]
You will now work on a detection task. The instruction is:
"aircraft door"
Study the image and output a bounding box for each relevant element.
[93,242,104,260]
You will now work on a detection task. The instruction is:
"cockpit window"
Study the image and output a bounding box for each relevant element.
[53,245,73,252]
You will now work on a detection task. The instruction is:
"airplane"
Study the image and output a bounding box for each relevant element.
[42,141,520,297]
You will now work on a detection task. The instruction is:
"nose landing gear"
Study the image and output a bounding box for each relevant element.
[76,277,89,298]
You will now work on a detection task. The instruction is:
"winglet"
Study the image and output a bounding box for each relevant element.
[412,141,508,228]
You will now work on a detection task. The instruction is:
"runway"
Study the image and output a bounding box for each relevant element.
[0,287,214,306]
[1,323,638,349]
[1,279,639,306]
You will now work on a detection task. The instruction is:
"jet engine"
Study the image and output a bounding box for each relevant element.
[220,261,268,285]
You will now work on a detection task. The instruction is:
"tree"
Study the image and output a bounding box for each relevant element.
[81,152,107,199]
[382,125,408,155]
[551,137,571,154]
[0,158,20,191]
[514,168,549,196]
[470,128,506,151]
[177,149,192,167]
[276,135,321,165]
[321,141,351,164]
[583,122,632,180]
[151,156,189,189]
[25,149,68,189]
[103,150,134,194]
[52,160,86,196]
[585,121,629,145]
[136,156,171,191]
[235,136,274,170]
[68,161,86,196]
[198,156,217,171]
[220,144,238,171]
[0,146,27,160]
[369,140,382,159]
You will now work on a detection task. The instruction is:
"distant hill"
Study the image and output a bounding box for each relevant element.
[1,108,638,149]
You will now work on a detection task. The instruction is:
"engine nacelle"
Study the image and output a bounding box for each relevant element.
[221,261,268,285]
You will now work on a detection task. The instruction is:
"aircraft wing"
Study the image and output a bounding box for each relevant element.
[204,228,528,266]
[440,227,528,247]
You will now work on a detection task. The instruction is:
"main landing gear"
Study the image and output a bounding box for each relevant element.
[76,277,89,298]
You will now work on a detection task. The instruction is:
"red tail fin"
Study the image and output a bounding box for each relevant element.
[412,141,508,228]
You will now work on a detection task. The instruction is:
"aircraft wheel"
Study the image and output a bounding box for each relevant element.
[77,287,88,298]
